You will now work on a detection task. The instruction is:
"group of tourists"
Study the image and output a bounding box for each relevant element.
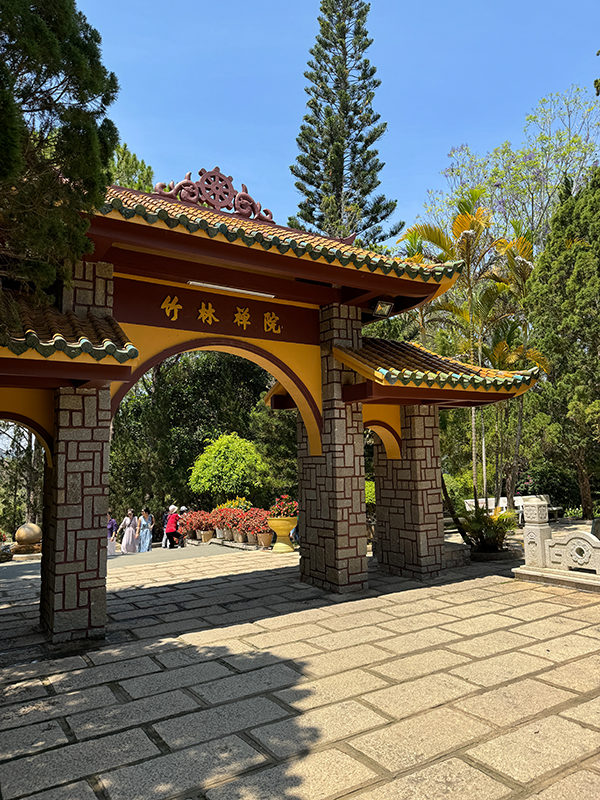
[106,507,154,555]
[106,504,187,555]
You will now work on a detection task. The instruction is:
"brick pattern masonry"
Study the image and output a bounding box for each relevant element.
[298,303,369,593]
[40,386,111,642]
[374,405,444,580]
[62,261,114,318]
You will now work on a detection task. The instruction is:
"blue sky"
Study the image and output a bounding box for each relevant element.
[78,0,600,239]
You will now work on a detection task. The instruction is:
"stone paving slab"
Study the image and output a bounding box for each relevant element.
[0,728,159,799]
[67,689,199,738]
[5,550,600,798]
[98,735,266,800]
[205,748,379,800]
[530,771,600,798]
[466,715,600,784]
[154,695,290,749]
[250,699,388,757]
[356,757,512,799]
[349,706,492,772]
[0,685,117,731]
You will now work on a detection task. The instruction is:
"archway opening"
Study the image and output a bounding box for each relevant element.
[109,349,299,550]
[0,419,49,550]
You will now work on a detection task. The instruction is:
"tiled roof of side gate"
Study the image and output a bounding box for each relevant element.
[334,338,540,393]
[100,186,464,283]
[1,294,139,362]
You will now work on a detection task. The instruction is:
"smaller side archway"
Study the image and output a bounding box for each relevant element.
[363,405,402,460]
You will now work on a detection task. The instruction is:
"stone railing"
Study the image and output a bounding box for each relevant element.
[515,497,600,590]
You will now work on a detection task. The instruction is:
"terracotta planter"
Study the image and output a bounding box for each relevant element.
[232,528,246,544]
[267,516,297,553]
[257,531,273,548]
[246,532,258,545]
[201,530,214,543]
[223,527,234,541]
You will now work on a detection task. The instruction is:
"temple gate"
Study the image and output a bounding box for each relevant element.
[0,167,538,640]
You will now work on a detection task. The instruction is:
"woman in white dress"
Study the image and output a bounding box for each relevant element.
[117,509,138,553]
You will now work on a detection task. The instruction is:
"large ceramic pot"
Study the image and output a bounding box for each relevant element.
[15,523,42,545]
[267,516,297,553]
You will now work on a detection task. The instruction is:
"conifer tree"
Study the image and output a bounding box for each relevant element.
[289,0,402,245]
[0,0,118,298]
[113,143,154,193]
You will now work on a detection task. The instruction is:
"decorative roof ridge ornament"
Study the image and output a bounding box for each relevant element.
[152,166,274,223]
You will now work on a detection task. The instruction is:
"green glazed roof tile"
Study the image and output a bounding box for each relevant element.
[102,186,464,284]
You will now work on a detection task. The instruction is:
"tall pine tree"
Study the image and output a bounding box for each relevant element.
[289,0,402,245]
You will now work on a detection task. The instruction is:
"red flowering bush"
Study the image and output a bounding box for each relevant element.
[238,507,271,538]
[179,510,213,534]
[268,495,299,518]
[211,506,244,530]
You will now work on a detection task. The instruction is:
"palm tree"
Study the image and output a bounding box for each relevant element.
[398,189,504,503]
[482,319,549,507]
[484,226,541,508]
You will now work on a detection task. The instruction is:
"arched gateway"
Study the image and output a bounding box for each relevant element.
[0,167,538,642]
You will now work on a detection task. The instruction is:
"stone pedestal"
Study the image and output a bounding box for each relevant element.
[521,497,552,568]
[374,405,444,580]
[297,304,368,593]
[40,386,111,642]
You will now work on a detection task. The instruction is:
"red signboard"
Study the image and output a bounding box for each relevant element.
[114,277,320,345]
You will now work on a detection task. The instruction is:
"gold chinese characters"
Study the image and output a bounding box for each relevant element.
[158,296,281,334]
[197,302,219,325]
[161,296,182,322]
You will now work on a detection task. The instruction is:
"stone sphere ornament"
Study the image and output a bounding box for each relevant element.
[15,523,42,545]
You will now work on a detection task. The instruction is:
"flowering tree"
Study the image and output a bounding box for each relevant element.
[424,88,600,250]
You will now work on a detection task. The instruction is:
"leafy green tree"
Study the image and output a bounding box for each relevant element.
[0,0,119,298]
[250,399,298,500]
[289,0,402,244]
[0,422,44,535]
[527,172,600,518]
[113,143,154,192]
[189,433,270,507]
[109,352,272,515]
[425,88,600,249]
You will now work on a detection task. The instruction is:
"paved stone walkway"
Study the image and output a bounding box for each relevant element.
[3,549,600,799]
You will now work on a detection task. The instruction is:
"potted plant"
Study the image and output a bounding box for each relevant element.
[239,507,270,546]
[267,495,299,553]
[211,506,232,539]
[178,510,214,542]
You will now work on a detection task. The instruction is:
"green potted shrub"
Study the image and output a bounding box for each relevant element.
[267,495,299,554]
[459,506,518,553]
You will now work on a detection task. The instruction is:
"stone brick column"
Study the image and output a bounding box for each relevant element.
[40,386,111,642]
[297,303,368,593]
[374,405,444,580]
[61,261,114,317]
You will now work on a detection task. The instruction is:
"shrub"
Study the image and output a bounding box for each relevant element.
[268,495,299,518]
[219,497,252,511]
[365,480,376,519]
[459,507,517,552]
[210,506,244,530]
[238,507,271,538]
[179,510,213,534]
[189,433,270,506]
